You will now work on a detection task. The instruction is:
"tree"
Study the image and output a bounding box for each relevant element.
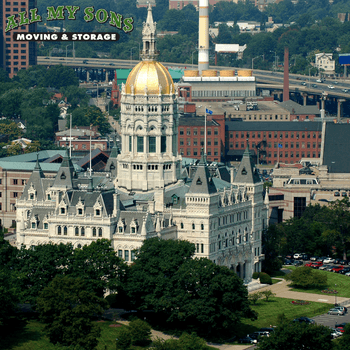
[126,238,195,310]
[257,322,333,350]
[116,328,132,350]
[285,266,327,288]
[37,275,107,349]
[249,292,262,305]
[45,65,79,89]
[15,243,74,304]
[260,290,276,301]
[71,106,110,135]
[129,319,152,346]
[177,332,208,350]
[127,239,255,334]
[0,270,19,327]
[70,239,128,298]
[0,120,22,140]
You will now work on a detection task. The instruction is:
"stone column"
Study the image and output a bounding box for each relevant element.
[337,99,346,123]
[302,93,308,106]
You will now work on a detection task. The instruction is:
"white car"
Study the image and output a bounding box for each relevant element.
[316,79,322,83]
[345,271,350,276]
[328,85,334,89]
[293,253,302,259]
[323,257,335,264]
[342,89,348,93]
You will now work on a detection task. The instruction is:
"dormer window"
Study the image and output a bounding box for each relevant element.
[131,227,136,233]
[44,223,48,230]
[60,208,65,214]
[78,208,83,215]
[95,209,100,216]
[110,163,115,170]
[31,222,36,229]
[47,194,51,201]
[241,167,247,175]
[30,193,34,200]
[61,172,66,180]
[196,177,202,185]
[119,226,123,233]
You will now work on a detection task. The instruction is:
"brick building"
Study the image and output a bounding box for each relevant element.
[178,114,225,162]
[56,127,108,152]
[225,121,323,165]
[1,0,37,78]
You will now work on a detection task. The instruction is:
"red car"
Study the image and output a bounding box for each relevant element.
[332,266,344,273]
[311,261,323,268]
[305,262,313,267]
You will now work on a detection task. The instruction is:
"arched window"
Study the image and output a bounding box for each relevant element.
[81,227,85,236]
[180,222,184,229]
[92,227,96,237]
[64,226,67,235]
[75,227,79,236]
[98,228,102,237]
[57,226,61,235]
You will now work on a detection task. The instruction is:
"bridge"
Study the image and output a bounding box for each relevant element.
[38,56,350,114]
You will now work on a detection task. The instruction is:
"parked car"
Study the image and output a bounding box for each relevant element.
[310,256,319,261]
[326,265,338,272]
[312,84,317,88]
[345,271,350,276]
[294,260,303,266]
[323,257,335,264]
[301,254,309,260]
[284,259,294,265]
[332,266,344,273]
[335,322,348,328]
[328,308,345,315]
[239,336,258,344]
[316,79,323,83]
[294,253,303,259]
[339,267,350,274]
[334,192,340,197]
[334,258,341,264]
[342,89,349,93]
[339,260,349,265]
[305,262,313,267]
[311,261,323,268]
[331,328,343,338]
[328,85,335,89]
[334,306,347,314]
[319,265,329,270]
[301,82,307,86]
[342,192,348,197]
[259,327,275,334]
[334,81,339,85]
[250,331,270,339]
[293,317,315,324]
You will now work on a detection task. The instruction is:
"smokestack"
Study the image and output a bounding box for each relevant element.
[198,0,209,73]
[283,47,289,101]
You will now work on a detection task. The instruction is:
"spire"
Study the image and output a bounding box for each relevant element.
[33,153,44,177]
[140,3,158,61]
[52,152,76,190]
[105,133,119,176]
[188,151,217,195]
[233,145,261,184]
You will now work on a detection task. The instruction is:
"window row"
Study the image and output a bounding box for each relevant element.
[229,131,320,139]
[57,226,103,237]
[267,152,320,158]
[192,90,255,97]
[129,136,167,153]
[180,222,205,230]
[179,128,219,136]
[118,249,136,261]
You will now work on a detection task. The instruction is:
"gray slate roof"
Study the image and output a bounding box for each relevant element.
[323,123,350,173]
[226,121,323,132]
[188,154,217,194]
[233,147,261,184]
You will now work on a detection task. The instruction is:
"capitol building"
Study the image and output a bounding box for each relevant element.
[16,5,267,282]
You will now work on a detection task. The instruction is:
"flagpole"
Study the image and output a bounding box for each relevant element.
[204,108,207,156]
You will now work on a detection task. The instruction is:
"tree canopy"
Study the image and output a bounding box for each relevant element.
[37,275,107,349]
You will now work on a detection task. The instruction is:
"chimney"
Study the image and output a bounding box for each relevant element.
[198,0,209,73]
[283,47,290,102]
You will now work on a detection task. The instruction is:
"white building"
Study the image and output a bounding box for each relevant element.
[16,5,267,282]
[315,53,335,75]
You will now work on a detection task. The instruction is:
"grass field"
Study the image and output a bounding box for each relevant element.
[284,265,350,298]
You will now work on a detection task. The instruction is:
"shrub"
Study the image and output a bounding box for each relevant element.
[285,266,327,288]
[259,272,272,285]
[252,272,260,279]
[116,328,132,350]
[260,290,276,301]
[129,319,152,346]
[248,292,262,305]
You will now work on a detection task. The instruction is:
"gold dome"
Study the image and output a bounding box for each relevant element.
[125,61,174,95]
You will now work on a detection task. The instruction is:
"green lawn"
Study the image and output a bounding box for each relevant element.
[284,265,350,297]
[1,317,219,350]
[240,297,331,331]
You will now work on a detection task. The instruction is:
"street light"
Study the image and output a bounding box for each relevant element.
[66,44,71,59]
[192,50,197,69]
[270,51,277,71]
[252,56,262,71]
[335,284,337,306]
[130,47,137,65]
[308,67,312,88]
